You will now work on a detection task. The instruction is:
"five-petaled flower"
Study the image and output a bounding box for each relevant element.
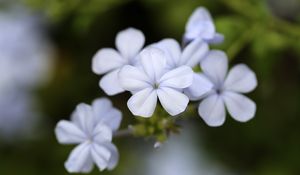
[92,28,145,95]
[119,47,194,117]
[184,7,224,44]
[55,98,122,173]
[153,38,214,99]
[195,50,257,126]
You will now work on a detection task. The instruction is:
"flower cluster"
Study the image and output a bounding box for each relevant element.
[92,7,257,124]
[55,6,257,173]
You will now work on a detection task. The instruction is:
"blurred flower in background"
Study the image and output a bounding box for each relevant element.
[146,124,232,175]
[0,8,53,92]
[0,6,54,141]
[0,90,38,140]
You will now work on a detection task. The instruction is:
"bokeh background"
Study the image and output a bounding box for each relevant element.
[1,0,300,174]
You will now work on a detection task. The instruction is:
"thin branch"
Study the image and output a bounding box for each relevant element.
[113,128,133,138]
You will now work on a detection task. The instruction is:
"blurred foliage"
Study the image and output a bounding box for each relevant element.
[23,0,130,34]
[1,0,300,174]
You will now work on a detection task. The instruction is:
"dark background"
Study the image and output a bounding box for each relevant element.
[1,0,300,174]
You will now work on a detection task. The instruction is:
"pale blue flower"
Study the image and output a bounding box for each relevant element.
[55,98,122,173]
[184,7,224,44]
[197,50,257,126]
[92,28,145,96]
[153,38,214,100]
[119,47,194,117]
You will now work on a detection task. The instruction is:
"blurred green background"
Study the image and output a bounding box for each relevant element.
[1,0,300,174]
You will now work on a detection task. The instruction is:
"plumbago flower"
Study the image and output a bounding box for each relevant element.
[55,98,122,173]
[55,6,259,174]
[184,7,224,44]
[195,50,257,126]
[119,47,194,117]
[153,38,213,99]
[92,28,145,95]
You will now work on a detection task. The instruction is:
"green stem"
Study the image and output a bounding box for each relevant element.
[221,0,300,38]
[114,128,133,138]
[226,24,258,59]
[272,17,300,38]
[220,0,258,19]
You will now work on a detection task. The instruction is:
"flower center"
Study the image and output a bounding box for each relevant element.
[87,136,94,143]
[213,84,224,95]
[153,83,159,89]
[216,88,222,94]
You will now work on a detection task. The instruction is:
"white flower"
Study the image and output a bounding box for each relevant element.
[197,50,257,126]
[119,47,194,117]
[184,7,224,44]
[55,98,122,173]
[92,28,145,96]
[153,38,213,99]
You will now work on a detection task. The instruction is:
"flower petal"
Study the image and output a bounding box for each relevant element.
[184,7,215,41]
[72,103,94,135]
[157,87,189,116]
[180,38,209,67]
[80,156,94,173]
[184,73,213,100]
[206,33,224,44]
[91,143,111,171]
[198,94,225,127]
[102,142,119,170]
[116,28,145,61]
[65,142,92,173]
[140,47,167,82]
[91,98,112,116]
[93,123,113,143]
[201,50,228,85]
[127,87,157,117]
[222,91,256,122]
[153,38,181,68]
[224,64,257,93]
[92,48,125,75]
[119,65,151,92]
[102,109,122,132]
[99,69,124,96]
[55,120,86,144]
[159,66,193,89]
[92,98,122,131]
